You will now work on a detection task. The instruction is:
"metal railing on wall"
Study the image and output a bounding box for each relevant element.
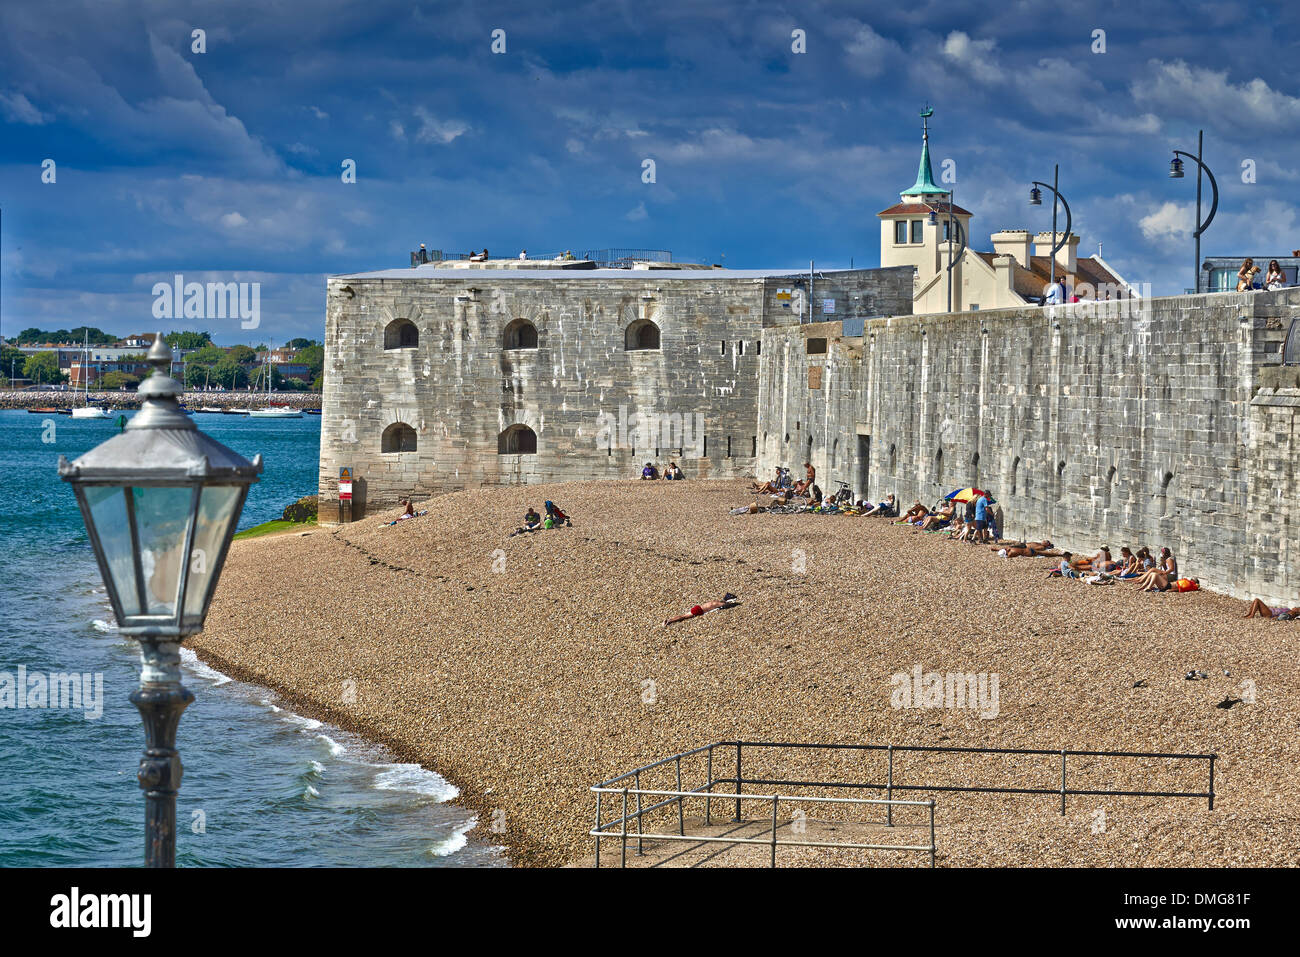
[590,744,936,868]
[590,740,1216,868]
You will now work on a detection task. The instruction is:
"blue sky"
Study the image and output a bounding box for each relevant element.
[1,0,1297,344]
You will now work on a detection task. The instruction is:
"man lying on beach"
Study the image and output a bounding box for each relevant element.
[993,539,1055,557]
[384,499,428,525]
[862,494,896,517]
[1243,599,1300,620]
[664,593,740,626]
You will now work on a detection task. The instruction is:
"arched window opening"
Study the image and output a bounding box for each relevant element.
[384,319,419,350]
[381,422,417,453]
[498,425,537,455]
[1285,318,1300,365]
[504,318,538,350]
[1159,470,1175,517]
[625,319,661,351]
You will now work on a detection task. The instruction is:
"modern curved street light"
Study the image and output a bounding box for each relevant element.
[1169,129,1218,294]
[1029,164,1072,301]
[59,335,262,866]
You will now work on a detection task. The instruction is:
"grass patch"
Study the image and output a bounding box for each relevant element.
[234,517,317,540]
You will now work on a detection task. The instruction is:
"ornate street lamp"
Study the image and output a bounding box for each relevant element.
[1029,165,1072,301]
[1168,130,1218,294]
[58,335,262,867]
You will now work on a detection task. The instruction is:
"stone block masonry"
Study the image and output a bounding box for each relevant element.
[317,264,914,522]
[757,287,1300,604]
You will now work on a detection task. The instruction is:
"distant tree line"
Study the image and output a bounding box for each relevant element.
[0,328,324,391]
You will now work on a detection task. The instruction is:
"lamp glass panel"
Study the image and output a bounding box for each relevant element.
[183,484,243,619]
[131,485,194,617]
[84,485,143,617]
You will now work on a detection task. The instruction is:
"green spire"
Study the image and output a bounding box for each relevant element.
[904,108,949,197]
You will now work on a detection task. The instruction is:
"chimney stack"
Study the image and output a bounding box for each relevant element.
[991,229,1032,267]
[1034,231,1079,274]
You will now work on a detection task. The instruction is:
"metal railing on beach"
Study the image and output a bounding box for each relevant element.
[590,740,1217,868]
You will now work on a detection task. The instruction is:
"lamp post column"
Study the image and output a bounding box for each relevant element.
[1049,164,1059,294]
[131,637,193,868]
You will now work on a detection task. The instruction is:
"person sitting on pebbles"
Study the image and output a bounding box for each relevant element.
[897,500,927,524]
[509,507,542,536]
[664,593,740,626]
[544,500,572,527]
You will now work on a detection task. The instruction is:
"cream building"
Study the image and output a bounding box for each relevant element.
[879,114,1130,313]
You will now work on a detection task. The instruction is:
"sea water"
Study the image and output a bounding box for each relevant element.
[0,410,503,866]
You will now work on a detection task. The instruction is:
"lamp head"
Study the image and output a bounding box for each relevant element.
[1169,156,1185,178]
[1029,186,1043,206]
[59,332,262,638]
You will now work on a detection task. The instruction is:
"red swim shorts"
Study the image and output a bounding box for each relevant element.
[690,605,704,616]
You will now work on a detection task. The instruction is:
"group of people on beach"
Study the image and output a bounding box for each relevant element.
[751,462,822,502]
[1042,544,1200,592]
[893,490,999,542]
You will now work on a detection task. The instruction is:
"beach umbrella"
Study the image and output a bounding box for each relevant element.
[945,487,996,504]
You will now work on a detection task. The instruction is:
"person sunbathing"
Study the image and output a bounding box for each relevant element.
[1243,599,1300,620]
[919,502,956,530]
[862,494,896,517]
[751,467,785,494]
[1070,547,1112,571]
[1128,547,1177,587]
[994,539,1055,557]
[1129,549,1178,591]
[664,593,740,626]
[898,500,927,523]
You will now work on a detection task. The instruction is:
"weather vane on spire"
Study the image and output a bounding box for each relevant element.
[920,105,933,139]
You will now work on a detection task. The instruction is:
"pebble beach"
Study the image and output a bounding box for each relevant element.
[190,479,1300,867]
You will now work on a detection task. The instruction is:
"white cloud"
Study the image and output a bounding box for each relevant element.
[1137,60,1300,130]
[841,23,899,77]
[1139,201,1195,241]
[220,211,248,228]
[624,201,648,222]
[413,106,468,144]
[0,91,49,124]
[940,31,1001,84]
